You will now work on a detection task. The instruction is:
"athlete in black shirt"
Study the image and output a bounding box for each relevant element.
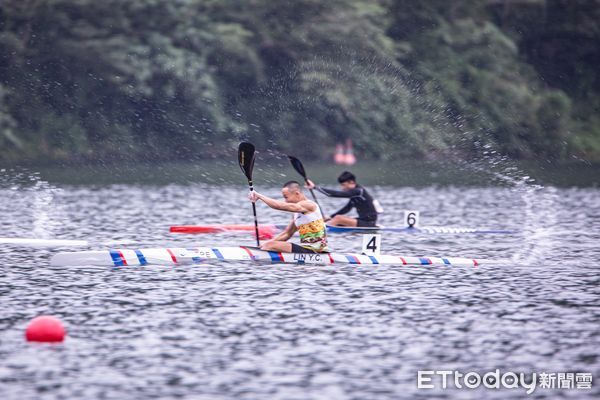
[305,171,378,227]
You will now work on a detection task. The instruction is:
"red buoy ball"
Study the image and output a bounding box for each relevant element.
[25,316,66,343]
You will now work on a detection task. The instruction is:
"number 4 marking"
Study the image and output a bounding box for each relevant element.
[366,236,377,251]
[362,234,381,256]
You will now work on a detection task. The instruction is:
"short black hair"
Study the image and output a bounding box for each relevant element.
[282,180,302,191]
[337,171,356,183]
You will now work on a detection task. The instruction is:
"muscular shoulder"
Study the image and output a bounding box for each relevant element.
[298,200,317,213]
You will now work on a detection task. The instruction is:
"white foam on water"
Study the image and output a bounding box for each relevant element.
[458,143,561,266]
[1,168,66,240]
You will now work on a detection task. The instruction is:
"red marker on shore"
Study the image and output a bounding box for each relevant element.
[344,138,356,165]
[25,316,66,343]
[334,143,345,164]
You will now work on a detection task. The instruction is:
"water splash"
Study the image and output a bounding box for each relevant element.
[458,142,560,265]
[30,179,63,238]
[0,168,65,239]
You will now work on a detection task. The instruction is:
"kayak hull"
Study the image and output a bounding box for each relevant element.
[169,225,282,233]
[169,225,515,235]
[51,246,481,267]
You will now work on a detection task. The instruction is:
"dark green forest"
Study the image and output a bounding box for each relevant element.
[0,0,599,163]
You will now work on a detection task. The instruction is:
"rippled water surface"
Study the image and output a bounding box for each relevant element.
[0,169,599,399]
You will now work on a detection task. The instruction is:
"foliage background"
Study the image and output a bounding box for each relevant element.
[0,0,598,163]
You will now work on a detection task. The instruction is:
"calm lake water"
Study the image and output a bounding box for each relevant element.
[0,161,599,399]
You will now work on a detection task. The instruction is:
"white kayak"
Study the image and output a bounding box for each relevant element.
[50,246,482,267]
[0,237,89,247]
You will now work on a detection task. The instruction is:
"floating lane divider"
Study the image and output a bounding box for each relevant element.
[50,247,483,267]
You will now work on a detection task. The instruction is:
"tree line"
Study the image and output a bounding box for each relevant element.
[1,0,598,163]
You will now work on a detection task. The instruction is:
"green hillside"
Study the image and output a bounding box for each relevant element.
[1,0,598,163]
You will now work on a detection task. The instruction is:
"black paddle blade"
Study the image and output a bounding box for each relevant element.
[238,142,256,181]
[288,155,307,179]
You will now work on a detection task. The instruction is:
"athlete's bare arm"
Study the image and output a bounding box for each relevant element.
[271,219,297,241]
[249,192,316,213]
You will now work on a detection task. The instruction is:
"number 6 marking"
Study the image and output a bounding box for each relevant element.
[404,210,419,228]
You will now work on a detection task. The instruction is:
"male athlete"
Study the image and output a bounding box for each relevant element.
[306,171,378,227]
[247,181,329,253]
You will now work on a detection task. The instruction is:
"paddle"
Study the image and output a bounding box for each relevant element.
[287,155,324,212]
[238,142,261,246]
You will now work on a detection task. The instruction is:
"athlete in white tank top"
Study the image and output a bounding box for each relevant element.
[247,181,329,253]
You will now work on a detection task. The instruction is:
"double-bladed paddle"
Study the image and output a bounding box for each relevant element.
[288,155,324,213]
[238,142,261,246]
